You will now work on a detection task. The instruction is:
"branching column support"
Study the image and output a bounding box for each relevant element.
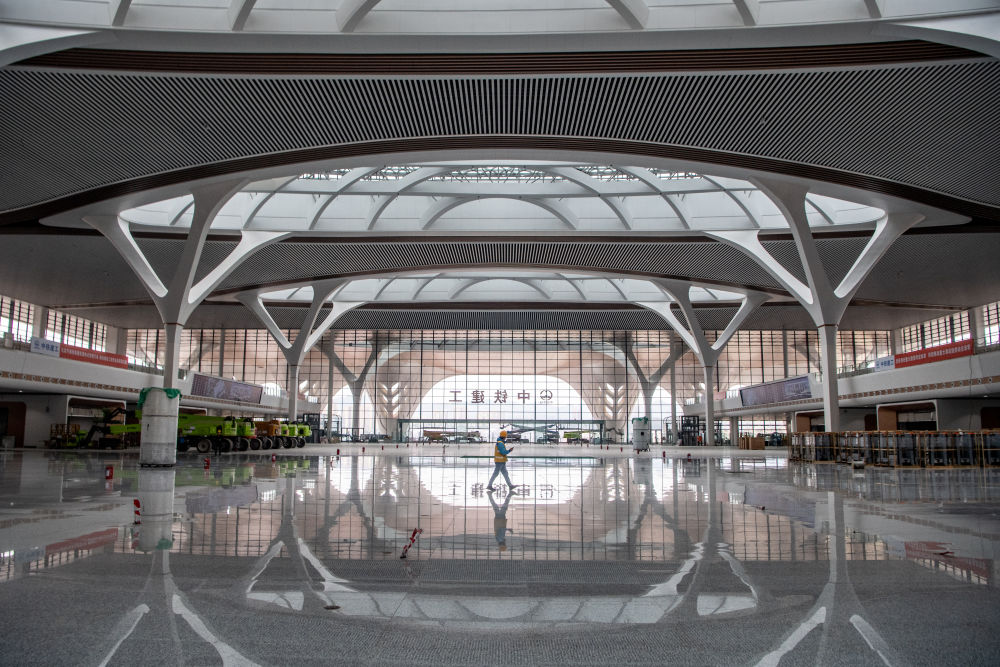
[86,180,288,388]
[640,281,769,446]
[707,179,921,433]
[237,280,360,421]
[621,332,686,428]
[325,336,380,438]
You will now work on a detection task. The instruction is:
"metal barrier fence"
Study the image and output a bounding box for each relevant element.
[790,430,1000,468]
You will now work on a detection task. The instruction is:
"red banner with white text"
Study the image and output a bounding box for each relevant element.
[894,339,973,369]
[59,343,129,369]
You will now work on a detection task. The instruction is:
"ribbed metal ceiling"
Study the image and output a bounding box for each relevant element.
[2,55,999,221]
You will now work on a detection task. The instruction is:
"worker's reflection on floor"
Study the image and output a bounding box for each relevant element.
[488,487,514,552]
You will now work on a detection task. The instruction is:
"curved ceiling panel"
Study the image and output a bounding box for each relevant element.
[2,52,999,223]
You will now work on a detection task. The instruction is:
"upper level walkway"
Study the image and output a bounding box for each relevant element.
[688,339,1000,422]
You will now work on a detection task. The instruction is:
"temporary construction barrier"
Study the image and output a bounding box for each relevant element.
[790,429,999,469]
[893,431,920,467]
[983,431,1000,467]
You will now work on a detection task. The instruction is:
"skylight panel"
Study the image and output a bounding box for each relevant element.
[575,166,637,182]
[428,166,564,183]
[364,166,419,181]
[297,169,351,181]
[648,168,701,181]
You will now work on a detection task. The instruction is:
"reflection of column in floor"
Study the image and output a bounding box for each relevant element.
[92,469,260,667]
[752,491,901,667]
[231,473,361,615]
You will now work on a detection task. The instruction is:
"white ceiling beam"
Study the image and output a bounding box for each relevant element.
[109,0,132,27]
[702,174,760,229]
[546,167,634,230]
[306,166,383,230]
[556,273,589,301]
[733,0,760,27]
[280,179,641,197]
[365,166,451,230]
[242,175,298,228]
[0,24,105,68]
[617,166,693,230]
[229,0,258,32]
[606,0,649,29]
[804,195,836,225]
[337,0,382,33]
[420,196,578,230]
[864,0,885,19]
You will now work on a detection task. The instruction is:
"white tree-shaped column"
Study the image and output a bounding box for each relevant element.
[237,280,360,421]
[707,179,920,431]
[639,280,768,445]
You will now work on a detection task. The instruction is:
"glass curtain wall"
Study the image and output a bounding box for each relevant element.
[124,326,892,438]
[0,295,34,342]
[899,312,970,353]
[44,311,107,351]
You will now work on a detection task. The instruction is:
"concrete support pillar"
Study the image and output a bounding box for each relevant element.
[218,328,226,377]
[703,363,716,446]
[287,363,300,421]
[162,322,183,389]
[969,306,984,349]
[326,340,335,441]
[32,307,48,339]
[818,324,840,433]
[113,327,128,356]
[139,386,179,466]
[729,416,739,443]
[782,329,789,378]
[670,364,678,444]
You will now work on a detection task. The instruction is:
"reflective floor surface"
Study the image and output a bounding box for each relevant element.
[1,447,999,666]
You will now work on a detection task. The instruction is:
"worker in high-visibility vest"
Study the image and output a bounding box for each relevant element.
[487,429,517,492]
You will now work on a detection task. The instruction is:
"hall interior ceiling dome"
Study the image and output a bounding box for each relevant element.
[119,163,886,235]
[0,3,998,334]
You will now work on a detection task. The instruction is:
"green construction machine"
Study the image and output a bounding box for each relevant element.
[54,408,141,449]
[176,415,262,453]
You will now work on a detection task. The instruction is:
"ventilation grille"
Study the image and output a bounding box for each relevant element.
[1,59,998,220]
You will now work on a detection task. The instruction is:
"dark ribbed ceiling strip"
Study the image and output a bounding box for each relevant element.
[17,41,979,74]
[3,135,998,225]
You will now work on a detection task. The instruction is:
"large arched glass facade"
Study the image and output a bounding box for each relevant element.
[126,326,893,441]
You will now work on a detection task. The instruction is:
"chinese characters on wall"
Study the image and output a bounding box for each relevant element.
[448,388,555,404]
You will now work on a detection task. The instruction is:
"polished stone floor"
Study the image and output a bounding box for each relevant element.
[1,445,999,665]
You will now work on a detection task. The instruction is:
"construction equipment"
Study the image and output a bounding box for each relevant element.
[52,407,140,449]
[176,414,247,453]
[254,420,307,449]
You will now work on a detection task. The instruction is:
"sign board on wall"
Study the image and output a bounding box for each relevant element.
[894,339,973,369]
[874,356,895,372]
[31,337,129,368]
[190,373,264,404]
[739,376,812,407]
[59,343,128,369]
[30,337,60,357]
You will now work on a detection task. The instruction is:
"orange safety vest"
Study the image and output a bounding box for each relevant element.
[494,439,508,463]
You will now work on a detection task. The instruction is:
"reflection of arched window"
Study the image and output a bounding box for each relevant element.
[414,374,593,423]
[330,386,374,431]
